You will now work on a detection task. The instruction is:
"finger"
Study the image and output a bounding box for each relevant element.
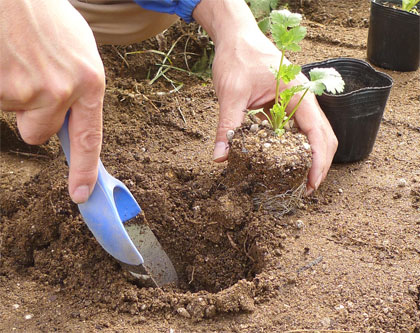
[317,110,338,183]
[305,122,337,195]
[213,100,247,162]
[305,127,326,195]
[16,108,65,145]
[67,89,103,203]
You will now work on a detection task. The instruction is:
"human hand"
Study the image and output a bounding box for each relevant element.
[0,0,105,203]
[193,0,337,194]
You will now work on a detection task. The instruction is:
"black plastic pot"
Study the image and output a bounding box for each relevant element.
[302,58,393,164]
[367,0,420,72]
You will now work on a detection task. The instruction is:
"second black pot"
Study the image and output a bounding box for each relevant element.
[302,58,393,164]
[367,0,420,72]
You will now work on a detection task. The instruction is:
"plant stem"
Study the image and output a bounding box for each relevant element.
[282,88,309,127]
[275,51,285,105]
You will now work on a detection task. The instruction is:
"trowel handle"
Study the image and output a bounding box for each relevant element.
[57,111,107,179]
[56,110,144,266]
[57,111,71,164]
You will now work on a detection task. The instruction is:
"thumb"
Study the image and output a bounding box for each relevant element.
[67,99,102,204]
[213,102,247,162]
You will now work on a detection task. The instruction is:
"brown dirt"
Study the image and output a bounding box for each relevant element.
[1,0,419,332]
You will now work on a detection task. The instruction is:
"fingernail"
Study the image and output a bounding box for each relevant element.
[315,173,323,190]
[213,142,228,162]
[72,185,90,204]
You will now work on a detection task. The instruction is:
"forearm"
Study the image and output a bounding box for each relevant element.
[192,0,259,46]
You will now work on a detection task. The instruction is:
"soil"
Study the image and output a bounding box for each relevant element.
[1,0,419,332]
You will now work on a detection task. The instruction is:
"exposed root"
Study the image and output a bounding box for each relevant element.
[253,182,306,217]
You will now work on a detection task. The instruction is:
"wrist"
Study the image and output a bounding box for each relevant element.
[192,0,259,46]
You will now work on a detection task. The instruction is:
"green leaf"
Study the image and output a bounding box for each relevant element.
[258,17,270,34]
[247,0,279,20]
[248,108,265,116]
[279,85,305,104]
[402,0,420,11]
[304,68,345,95]
[271,25,307,52]
[274,128,285,136]
[278,85,305,119]
[270,9,303,28]
[270,102,285,130]
[278,64,301,84]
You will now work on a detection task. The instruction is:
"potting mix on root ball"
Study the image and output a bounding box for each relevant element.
[1,0,419,332]
[227,118,311,217]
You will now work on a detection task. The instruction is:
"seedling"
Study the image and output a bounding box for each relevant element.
[249,9,345,136]
[402,0,419,13]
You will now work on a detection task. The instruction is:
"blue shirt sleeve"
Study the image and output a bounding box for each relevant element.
[133,0,202,23]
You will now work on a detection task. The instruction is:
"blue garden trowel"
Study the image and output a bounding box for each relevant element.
[57,111,178,287]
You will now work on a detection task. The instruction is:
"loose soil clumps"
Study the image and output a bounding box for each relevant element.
[227,119,311,217]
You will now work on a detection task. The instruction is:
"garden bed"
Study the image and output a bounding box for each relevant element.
[0,0,419,331]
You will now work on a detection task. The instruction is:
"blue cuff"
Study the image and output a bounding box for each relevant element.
[134,0,202,23]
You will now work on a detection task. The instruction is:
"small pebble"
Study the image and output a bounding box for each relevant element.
[176,307,191,318]
[320,317,331,327]
[296,219,305,229]
[204,305,217,318]
[24,314,33,320]
[397,178,407,187]
[226,130,235,142]
[261,120,269,127]
[263,143,271,149]
[250,124,259,132]
[408,285,418,295]
[303,142,310,150]
[12,304,19,310]
[338,188,343,194]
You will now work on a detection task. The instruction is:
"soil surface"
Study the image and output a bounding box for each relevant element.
[1,1,419,332]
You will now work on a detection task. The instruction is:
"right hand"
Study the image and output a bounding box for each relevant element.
[0,0,105,203]
[193,0,337,195]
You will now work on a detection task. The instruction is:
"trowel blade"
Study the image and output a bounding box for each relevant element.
[123,221,178,288]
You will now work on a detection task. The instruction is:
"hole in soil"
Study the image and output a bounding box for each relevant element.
[153,214,263,294]
[135,171,264,294]
[173,230,261,293]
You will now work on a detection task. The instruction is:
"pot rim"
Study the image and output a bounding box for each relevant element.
[371,0,420,18]
[302,57,393,97]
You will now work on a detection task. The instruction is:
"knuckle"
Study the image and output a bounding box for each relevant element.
[71,167,97,182]
[218,118,241,132]
[82,64,105,91]
[12,87,38,105]
[49,85,72,105]
[75,129,102,155]
[330,134,338,150]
